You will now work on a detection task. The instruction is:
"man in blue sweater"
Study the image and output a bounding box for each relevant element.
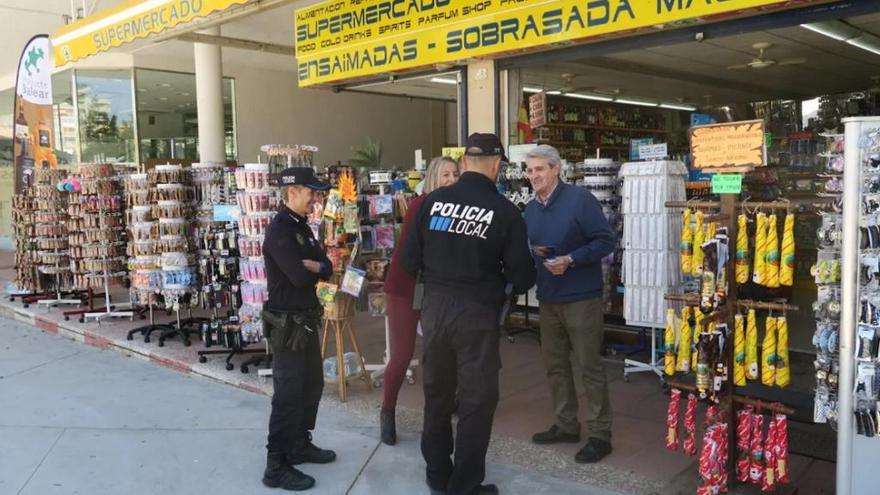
[524,145,616,464]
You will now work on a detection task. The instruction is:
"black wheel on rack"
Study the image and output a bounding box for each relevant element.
[9,296,15,302]
[64,316,69,321]
[226,363,234,371]
[140,314,146,320]
[184,340,191,347]
[23,303,29,309]
[144,336,150,343]
[241,365,249,374]
[78,317,84,324]
[126,334,133,341]
[198,355,207,363]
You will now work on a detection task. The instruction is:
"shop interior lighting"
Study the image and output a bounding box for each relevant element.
[430,77,459,85]
[660,103,697,111]
[523,86,544,93]
[568,92,614,102]
[802,21,880,56]
[615,98,659,107]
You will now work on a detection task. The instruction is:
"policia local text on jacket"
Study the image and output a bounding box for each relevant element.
[262,199,333,490]
[402,170,536,495]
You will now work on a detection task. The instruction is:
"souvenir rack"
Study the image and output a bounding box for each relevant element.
[664,197,800,492]
[32,169,82,309]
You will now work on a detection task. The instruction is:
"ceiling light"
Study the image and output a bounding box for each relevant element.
[615,98,658,107]
[847,36,880,56]
[137,88,147,93]
[547,90,561,95]
[430,77,458,85]
[800,21,860,42]
[179,92,190,96]
[660,103,697,111]
[568,93,613,102]
[177,104,186,108]
[523,86,544,93]
[158,97,168,101]
[158,83,172,88]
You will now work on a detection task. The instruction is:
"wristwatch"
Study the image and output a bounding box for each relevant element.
[565,255,576,268]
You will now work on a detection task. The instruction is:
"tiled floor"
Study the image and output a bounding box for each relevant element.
[0,250,837,494]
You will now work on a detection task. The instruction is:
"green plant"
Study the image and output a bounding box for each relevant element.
[349,138,382,169]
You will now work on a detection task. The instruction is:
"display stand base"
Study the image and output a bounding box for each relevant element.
[83,310,134,324]
[198,347,267,372]
[321,311,371,402]
[127,323,175,343]
[36,296,83,309]
[240,351,272,374]
[621,327,664,382]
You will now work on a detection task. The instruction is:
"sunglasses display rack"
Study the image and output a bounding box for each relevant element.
[581,158,624,315]
[32,169,83,309]
[73,164,135,324]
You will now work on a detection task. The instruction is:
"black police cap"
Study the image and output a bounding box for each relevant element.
[464,133,507,161]
[278,167,330,191]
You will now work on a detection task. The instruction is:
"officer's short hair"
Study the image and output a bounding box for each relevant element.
[280,185,294,202]
[526,145,562,169]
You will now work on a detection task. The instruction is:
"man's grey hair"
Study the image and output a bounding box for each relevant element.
[525,145,562,168]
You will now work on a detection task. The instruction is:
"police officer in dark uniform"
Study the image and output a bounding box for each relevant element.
[402,134,536,495]
[262,167,336,491]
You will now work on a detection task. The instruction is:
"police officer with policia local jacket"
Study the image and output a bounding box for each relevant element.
[402,133,536,495]
[262,167,337,491]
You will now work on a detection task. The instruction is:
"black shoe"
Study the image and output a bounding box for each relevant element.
[289,432,336,465]
[531,425,581,445]
[427,483,498,495]
[263,452,315,491]
[575,437,612,464]
[380,408,397,446]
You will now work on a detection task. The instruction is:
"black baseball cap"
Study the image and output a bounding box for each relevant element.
[464,133,507,161]
[278,167,330,191]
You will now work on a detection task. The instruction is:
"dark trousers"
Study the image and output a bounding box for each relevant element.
[383,293,420,411]
[266,329,323,453]
[420,293,501,495]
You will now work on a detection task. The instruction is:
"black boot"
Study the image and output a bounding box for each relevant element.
[380,408,397,446]
[263,452,315,491]
[289,432,337,465]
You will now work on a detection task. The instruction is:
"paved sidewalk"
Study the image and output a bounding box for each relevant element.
[0,317,621,495]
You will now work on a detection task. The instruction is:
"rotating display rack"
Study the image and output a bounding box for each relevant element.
[12,189,39,303]
[71,164,134,324]
[125,171,166,342]
[32,168,81,309]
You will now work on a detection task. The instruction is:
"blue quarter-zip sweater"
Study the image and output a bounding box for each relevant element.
[525,182,616,304]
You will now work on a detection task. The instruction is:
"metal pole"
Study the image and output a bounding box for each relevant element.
[836,119,861,495]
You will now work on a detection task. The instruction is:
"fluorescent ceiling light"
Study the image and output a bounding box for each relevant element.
[800,21,860,42]
[523,86,544,93]
[547,90,561,95]
[660,103,697,111]
[568,92,613,102]
[430,77,458,85]
[615,98,658,107]
[846,36,880,56]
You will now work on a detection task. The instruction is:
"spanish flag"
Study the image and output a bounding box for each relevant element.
[517,97,533,144]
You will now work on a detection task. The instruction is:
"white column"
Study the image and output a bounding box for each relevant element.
[466,59,497,134]
[193,26,226,164]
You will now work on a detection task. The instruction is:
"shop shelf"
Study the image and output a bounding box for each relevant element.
[542,122,669,133]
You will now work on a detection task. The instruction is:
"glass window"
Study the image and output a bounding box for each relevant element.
[135,69,237,164]
[76,69,136,163]
[0,88,13,167]
[52,70,77,166]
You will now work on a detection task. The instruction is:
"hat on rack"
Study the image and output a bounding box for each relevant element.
[464,133,508,162]
[278,167,330,191]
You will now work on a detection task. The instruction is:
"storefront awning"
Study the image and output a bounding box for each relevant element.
[294,0,836,88]
[50,0,252,67]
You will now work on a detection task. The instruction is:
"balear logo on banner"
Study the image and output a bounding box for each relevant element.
[13,34,56,192]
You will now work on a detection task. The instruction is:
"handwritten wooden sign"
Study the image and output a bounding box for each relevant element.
[690,119,766,171]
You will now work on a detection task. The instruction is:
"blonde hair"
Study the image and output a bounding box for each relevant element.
[423,156,458,194]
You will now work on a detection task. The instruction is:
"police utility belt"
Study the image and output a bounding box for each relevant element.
[261,305,323,352]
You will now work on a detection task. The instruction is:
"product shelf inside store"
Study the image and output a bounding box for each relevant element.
[541,123,669,133]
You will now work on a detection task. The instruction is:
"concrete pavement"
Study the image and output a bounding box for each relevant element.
[0,316,621,495]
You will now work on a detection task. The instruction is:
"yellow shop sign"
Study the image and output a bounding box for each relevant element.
[295,0,824,87]
[51,0,249,66]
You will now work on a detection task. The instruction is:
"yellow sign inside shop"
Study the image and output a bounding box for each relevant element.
[295,0,824,87]
[51,0,249,66]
